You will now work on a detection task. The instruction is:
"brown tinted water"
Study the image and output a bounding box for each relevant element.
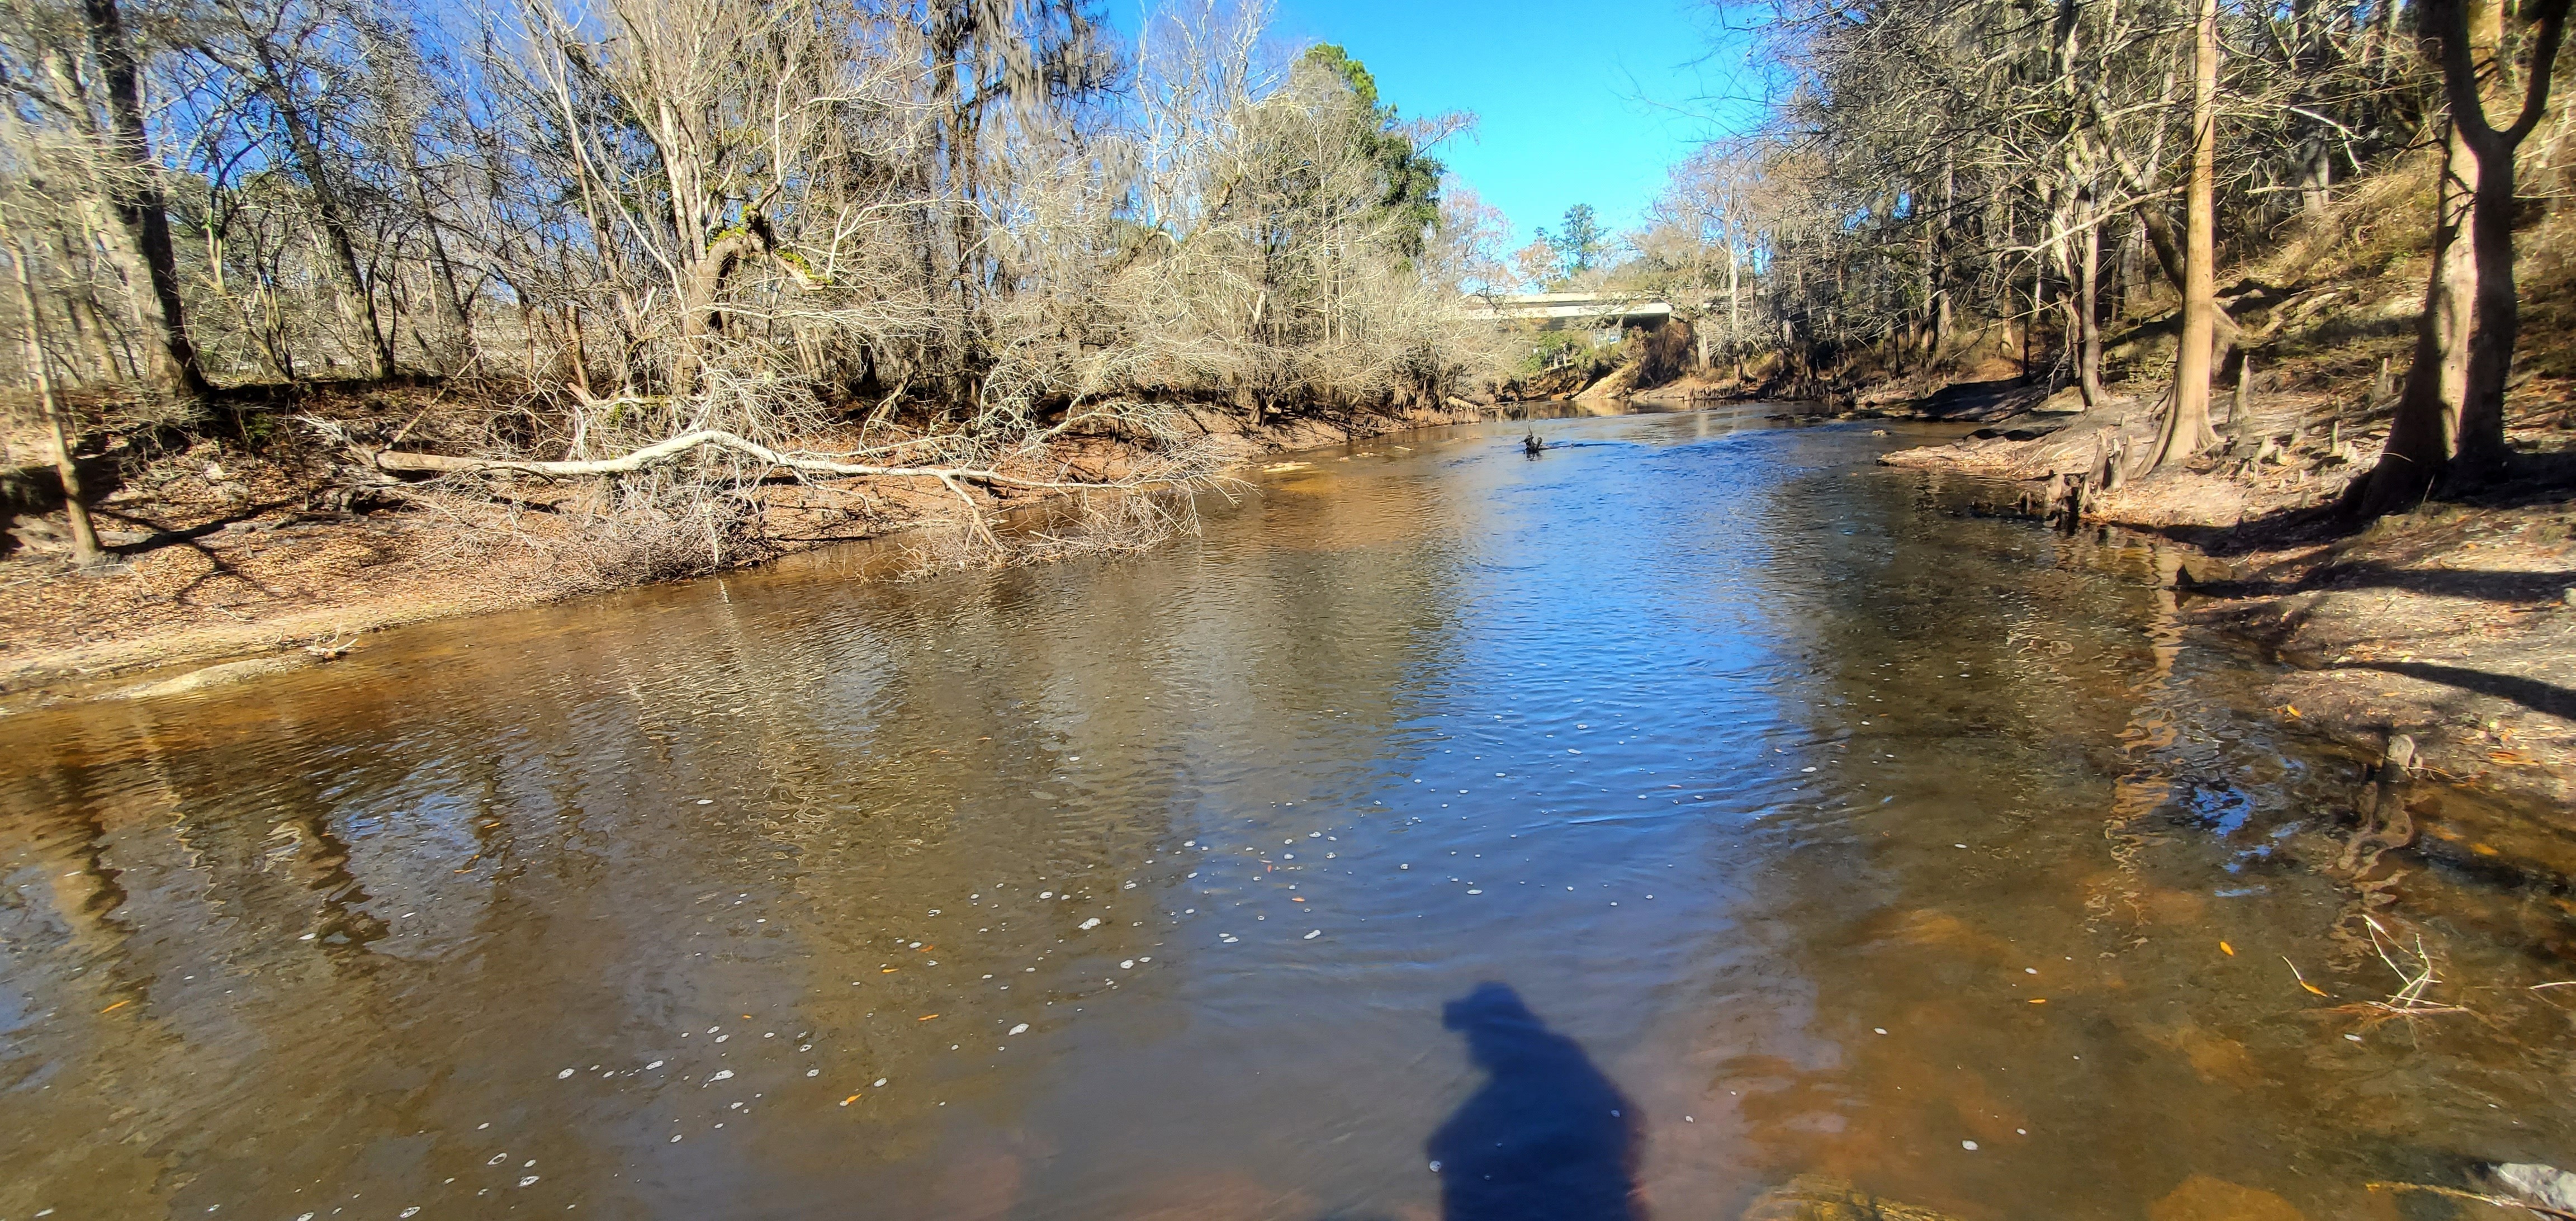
[3,407,2571,1221]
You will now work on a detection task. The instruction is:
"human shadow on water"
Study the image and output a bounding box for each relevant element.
[1426,983,1645,1221]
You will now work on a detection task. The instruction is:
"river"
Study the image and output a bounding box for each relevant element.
[3,405,2570,1220]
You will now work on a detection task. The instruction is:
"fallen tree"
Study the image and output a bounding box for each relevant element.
[359,423,1227,557]
[368,428,1172,490]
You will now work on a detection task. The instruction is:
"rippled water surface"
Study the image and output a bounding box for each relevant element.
[5,407,2572,1220]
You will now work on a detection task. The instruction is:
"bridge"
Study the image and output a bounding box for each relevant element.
[1459,292,1675,331]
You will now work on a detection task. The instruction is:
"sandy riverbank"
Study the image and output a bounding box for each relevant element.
[0,397,1494,708]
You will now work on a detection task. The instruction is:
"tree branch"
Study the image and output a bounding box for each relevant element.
[372,429,1187,492]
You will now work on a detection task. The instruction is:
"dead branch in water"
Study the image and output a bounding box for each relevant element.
[2317,916,2478,1035]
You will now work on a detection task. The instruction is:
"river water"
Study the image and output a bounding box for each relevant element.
[4,406,2571,1220]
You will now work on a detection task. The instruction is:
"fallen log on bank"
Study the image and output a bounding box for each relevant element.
[370,428,1156,493]
[367,428,1224,556]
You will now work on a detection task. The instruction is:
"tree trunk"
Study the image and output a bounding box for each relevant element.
[2360,120,2482,514]
[2152,0,2223,471]
[81,0,205,398]
[1935,147,1955,358]
[2119,223,2144,310]
[2355,0,2568,513]
[2451,0,2565,479]
[2077,212,2104,408]
[7,230,102,563]
[58,231,125,382]
[1727,247,1741,362]
[279,103,395,381]
[2299,140,2334,219]
[2133,202,2187,295]
[676,225,774,385]
[234,22,396,382]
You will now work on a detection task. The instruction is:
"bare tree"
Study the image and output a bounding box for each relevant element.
[0,0,214,396]
[197,0,402,379]
[1692,0,2419,409]
[0,0,1509,578]
[2,208,102,561]
[2151,0,2222,470]
[2355,0,2571,514]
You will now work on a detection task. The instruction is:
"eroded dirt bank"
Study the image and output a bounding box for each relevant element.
[0,394,1493,706]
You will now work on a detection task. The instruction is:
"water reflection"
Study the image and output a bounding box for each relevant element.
[1428,983,1641,1221]
[0,408,2568,1220]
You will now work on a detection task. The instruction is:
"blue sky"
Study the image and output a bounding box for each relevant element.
[1261,0,1763,244]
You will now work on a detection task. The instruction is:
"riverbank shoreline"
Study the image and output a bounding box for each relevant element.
[0,397,1497,708]
[1864,372,2576,827]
